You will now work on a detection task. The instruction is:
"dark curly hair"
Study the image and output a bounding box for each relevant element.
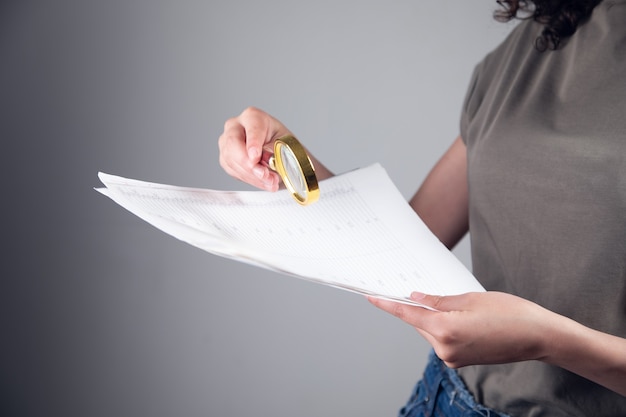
[495,0,604,50]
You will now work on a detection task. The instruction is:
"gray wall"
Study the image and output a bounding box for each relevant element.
[1,1,514,416]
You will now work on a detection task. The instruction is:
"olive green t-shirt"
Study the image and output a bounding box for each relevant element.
[458,1,626,416]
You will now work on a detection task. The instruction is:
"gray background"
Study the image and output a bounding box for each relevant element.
[1,1,514,416]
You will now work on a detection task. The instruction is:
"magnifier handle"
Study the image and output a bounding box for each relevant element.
[258,135,319,205]
[260,148,277,171]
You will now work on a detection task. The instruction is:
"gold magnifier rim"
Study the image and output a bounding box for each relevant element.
[273,135,319,205]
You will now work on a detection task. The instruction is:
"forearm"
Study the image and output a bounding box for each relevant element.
[307,152,334,181]
[542,312,626,396]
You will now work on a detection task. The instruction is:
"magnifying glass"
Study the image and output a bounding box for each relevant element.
[261,135,319,205]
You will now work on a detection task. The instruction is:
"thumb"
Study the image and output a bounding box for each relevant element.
[409,292,469,312]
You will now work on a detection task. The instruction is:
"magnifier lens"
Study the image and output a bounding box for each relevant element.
[280,145,307,199]
[269,135,319,205]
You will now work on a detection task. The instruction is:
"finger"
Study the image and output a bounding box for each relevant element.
[409,291,473,312]
[367,297,446,355]
[367,296,436,328]
[223,156,280,192]
[218,124,251,179]
[368,297,459,361]
[219,125,280,191]
[236,107,274,162]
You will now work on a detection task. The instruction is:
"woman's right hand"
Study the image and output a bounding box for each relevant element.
[218,107,294,192]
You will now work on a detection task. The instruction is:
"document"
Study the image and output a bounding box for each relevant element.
[96,164,484,307]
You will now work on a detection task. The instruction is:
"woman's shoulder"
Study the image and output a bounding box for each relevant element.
[473,0,626,88]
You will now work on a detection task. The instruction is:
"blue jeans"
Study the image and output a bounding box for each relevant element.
[399,351,511,417]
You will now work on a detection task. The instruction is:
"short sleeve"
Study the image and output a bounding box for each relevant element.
[459,62,483,145]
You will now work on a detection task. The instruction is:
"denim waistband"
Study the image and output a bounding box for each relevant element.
[399,351,511,417]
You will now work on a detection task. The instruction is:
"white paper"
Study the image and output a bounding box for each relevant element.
[96,164,484,306]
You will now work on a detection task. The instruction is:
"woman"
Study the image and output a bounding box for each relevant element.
[218,1,626,415]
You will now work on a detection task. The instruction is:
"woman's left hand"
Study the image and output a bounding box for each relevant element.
[368,291,555,368]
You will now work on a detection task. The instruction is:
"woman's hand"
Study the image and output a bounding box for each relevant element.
[369,290,626,396]
[218,107,334,191]
[368,291,554,368]
[218,107,293,192]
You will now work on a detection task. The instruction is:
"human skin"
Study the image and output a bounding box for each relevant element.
[218,106,626,398]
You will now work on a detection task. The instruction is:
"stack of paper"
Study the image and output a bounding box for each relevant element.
[96,164,484,306]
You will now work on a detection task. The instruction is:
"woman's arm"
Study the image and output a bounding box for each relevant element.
[544,306,626,397]
[408,136,469,249]
[371,136,626,397]
[369,291,626,397]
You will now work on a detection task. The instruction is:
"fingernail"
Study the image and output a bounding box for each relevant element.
[263,177,278,191]
[253,165,265,179]
[410,292,427,301]
[248,147,260,161]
